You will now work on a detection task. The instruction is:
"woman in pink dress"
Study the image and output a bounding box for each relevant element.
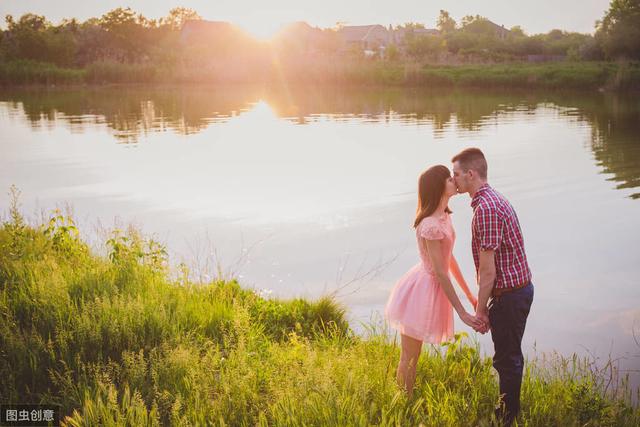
[385,165,482,396]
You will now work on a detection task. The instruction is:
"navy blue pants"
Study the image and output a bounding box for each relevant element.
[488,283,534,425]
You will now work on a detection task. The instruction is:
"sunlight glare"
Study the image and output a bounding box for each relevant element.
[237,19,284,41]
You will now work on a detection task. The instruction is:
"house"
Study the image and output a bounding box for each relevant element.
[338,25,391,51]
[483,20,511,40]
[337,25,441,54]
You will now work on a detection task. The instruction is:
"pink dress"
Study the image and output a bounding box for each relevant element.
[385,214,455,344]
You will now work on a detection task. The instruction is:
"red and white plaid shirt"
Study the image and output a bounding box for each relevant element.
[471,183,532,291]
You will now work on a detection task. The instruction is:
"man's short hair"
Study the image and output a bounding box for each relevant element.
[451,147,488,179]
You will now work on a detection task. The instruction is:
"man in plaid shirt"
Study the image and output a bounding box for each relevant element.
[452,148,534,426]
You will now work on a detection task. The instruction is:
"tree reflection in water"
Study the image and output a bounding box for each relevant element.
[1,86,638,198]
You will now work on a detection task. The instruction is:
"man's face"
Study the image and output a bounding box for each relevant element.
[452,161,469,194]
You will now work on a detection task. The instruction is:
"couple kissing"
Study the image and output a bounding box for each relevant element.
[385,147,534,426]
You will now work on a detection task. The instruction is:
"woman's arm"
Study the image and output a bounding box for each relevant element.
[424,239,482,330]
[449,254,477,309]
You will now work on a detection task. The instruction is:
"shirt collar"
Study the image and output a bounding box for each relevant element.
[471,183,491,208]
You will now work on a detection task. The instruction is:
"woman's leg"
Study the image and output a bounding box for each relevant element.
[396,334,423,396]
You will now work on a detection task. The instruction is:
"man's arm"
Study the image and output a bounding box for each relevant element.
[476,249,496,332]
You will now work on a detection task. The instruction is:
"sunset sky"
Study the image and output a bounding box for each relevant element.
[0,0,611,39]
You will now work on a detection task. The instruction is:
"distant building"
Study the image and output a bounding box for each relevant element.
[337,24,440,54]
[483,20,511,40]
[338,25,391,51]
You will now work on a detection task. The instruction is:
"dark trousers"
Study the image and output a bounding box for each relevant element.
[488,282,534,425]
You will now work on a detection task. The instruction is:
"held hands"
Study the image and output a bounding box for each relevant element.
[458,294,489,333]
[474,306,490,334]
[461,294,488,333]
[459,311,485,331]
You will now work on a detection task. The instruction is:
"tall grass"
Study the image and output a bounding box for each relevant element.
[2,59,639,90]
[0,60,85,85]
[1,192,638,425]
[412,62,640,90]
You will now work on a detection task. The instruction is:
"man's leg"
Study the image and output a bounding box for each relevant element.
[489,284,534,425]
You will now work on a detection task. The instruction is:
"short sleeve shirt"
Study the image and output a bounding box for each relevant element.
[471,184,532,290]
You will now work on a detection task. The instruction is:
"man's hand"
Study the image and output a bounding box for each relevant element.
[474,306,490,334]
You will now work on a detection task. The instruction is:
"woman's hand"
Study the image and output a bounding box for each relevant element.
[459,311,484,330]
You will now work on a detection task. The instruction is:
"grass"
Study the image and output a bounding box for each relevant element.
[412,62,640,90]
[1,59,639,91]
[1,190,639,426]
[0,60,86,85]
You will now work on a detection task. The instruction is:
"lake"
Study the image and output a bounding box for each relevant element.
[1,85,639,386]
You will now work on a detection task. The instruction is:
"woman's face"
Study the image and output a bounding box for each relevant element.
[444,176,458,198]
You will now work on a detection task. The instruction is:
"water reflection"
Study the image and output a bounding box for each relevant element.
[1,86,638,198]
[582,96,640,199]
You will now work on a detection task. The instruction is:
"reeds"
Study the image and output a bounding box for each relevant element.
[2,59,639,90]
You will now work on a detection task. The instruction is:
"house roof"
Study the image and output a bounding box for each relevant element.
[483,20,511,34]
[339,25,389,43]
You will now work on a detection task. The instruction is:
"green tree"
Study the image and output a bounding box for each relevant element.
[8,14,82,66]
[509,26,526,37]
[405,34,445,61]
[596,0,640,59]
[98,8,156,62]
[99,7,138,32]
[3,14,50,62]
[385,43,400,61]
[396,22,425,30]
[437,10,456,34]
[161,7,201,31]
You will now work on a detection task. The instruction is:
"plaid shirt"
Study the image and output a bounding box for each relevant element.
[471,184,532,290]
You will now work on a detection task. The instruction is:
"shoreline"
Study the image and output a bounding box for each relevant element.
[1,60,639,92]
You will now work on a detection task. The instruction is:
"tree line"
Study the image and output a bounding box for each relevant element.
[0,1,638,69]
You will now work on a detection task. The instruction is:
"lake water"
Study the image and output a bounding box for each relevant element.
[1,85,639,387]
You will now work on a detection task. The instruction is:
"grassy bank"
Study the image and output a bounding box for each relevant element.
[1,198,639,425]
[0,60,86,85]
[2,59,640,91]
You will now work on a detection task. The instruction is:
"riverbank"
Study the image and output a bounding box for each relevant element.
[1,59,639,91]
[1,198,638,425]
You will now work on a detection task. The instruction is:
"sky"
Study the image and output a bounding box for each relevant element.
[0,0,612,39]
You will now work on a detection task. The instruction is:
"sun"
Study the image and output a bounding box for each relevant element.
[237,19,284,41]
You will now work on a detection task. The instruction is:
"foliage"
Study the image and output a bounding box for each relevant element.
[0,59,85,84]
[596,0,640,59]
[404,34,445,61]
[0,2,635,84]
[160,7,201,31]
[437,10,456,35]
[0,198,638,425]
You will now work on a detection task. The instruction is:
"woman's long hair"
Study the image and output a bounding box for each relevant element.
[413,165,452,228]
